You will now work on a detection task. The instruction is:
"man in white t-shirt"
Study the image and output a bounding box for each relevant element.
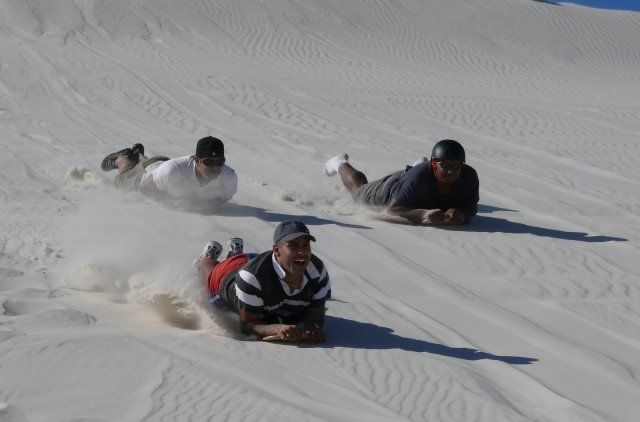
[140,137,238,211]
[101,137,237,212]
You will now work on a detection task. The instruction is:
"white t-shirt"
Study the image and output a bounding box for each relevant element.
[143,156,237,203]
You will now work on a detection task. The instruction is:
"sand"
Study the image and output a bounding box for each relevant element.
[1,1,639,420]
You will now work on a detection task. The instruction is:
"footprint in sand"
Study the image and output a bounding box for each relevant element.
[3,299,60,316]
[0,330,18,342]
[0,267,25,291]
[4,288,67,300]
[8,309,97,332]
[0,401,29,421]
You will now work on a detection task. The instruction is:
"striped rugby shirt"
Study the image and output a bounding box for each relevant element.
[234,251,331,324]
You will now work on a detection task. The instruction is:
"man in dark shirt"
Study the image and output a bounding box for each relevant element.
[323,139,479,225]
[193,221,331,342]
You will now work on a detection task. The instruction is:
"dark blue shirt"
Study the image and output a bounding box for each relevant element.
[387,161,479,223]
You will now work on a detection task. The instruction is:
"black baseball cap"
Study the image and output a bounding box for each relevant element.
[273,221,316,244]
[196,136,224,158]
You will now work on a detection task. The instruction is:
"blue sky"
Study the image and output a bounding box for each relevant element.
[560,0,640,11]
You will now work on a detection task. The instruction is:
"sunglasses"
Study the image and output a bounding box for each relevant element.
[200,157,225,167]
[437,161,463,170]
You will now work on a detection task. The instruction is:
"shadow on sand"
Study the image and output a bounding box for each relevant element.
[477,204,517,214]
[315,316,537,364]
[213,203,371,230]
[458,215,626,243]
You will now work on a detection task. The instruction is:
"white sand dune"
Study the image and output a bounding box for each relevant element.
[1,0,639,420]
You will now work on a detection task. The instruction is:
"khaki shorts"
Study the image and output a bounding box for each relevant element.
[354,171,403,206]
[114,156,169,190]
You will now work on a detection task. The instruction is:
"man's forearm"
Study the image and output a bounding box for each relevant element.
[387,204,425,224]
[241,320,287,337]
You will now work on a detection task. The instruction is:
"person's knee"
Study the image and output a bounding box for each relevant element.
[353,171,367,186]
[345,171,367,192]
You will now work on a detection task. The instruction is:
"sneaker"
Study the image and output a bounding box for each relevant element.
[411,156,428,167]
[101,148,130,171]
[225,238,244,258]
[131,143,145,156]
[101,147,140,172]
[192,240,223,272]
[323,153,349,177]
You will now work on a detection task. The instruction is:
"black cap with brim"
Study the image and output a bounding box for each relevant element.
[196,136,224,158]
[273,221,316,244]
[278,232,316,243]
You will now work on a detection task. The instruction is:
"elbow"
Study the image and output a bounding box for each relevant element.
[387,203,404,216]
[240,320,253,335]
[463,211,476,224]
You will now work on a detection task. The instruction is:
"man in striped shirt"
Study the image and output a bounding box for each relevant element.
[194,221,331,342]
